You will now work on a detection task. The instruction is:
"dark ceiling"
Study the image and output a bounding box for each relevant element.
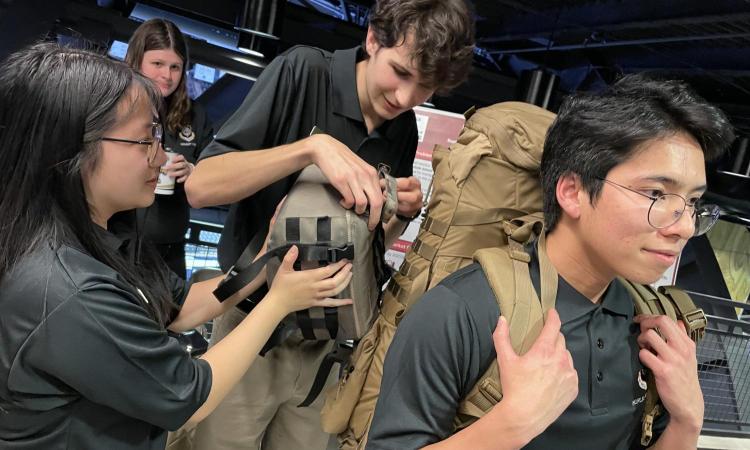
[0,0,747,204]
[297,0,750,133]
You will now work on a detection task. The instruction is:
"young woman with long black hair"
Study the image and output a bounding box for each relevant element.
[0,42,352,450]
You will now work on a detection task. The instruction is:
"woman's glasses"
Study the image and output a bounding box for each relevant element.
[101,122,163,166]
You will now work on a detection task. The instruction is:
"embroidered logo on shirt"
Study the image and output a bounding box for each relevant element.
[180,125,195,142]
[637,369,648,390]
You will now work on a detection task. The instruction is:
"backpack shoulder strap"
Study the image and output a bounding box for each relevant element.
[659,285,707,342]
[617,279,707,446]
[454,227,557,430]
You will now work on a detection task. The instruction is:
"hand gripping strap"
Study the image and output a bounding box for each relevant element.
[213,242,355,302]
[619,280,705,446]
[456,230,557,430]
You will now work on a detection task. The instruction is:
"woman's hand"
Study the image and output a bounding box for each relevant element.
[165,153,194,183]
[266,246,353,314]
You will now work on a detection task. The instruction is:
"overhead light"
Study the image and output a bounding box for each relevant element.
[230,55,267,69]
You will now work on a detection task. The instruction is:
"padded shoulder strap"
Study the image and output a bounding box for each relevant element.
[619,279,677,320]
[617,279,706,446]
[454,230,558,430]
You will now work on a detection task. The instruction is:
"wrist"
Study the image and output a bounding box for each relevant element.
[302,135,320,166]
[668,414,703,436]
[396,208,422,223]
[254,292,288,322]
[484,400,535,449]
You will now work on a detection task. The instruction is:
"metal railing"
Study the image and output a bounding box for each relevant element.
[691,291,750,436]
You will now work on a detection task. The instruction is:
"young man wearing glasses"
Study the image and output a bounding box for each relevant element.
[366,74,735,450]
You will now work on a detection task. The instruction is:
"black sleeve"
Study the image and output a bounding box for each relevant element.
[190,103,214,163]
[169,268,188,307]
[19,284,212,431]
[198,54,296,160]
[366,282,496,450]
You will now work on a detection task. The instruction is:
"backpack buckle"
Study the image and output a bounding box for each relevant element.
[328,244,355,262]
[682,308,707,341]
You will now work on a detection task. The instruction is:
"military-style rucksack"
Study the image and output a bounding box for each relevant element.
[319,102,707,448]
[213,164,398,342]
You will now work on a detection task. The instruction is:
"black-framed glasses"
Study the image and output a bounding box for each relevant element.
[101,122,163,166]
[596,177,720,237]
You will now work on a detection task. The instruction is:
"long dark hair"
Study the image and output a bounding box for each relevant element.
[0,42,177,327]
[125,18,191,135]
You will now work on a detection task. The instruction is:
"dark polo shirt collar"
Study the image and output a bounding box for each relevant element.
[528,242,634,324]
[331,46,365,123]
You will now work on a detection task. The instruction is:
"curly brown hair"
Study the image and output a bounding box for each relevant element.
[125,18,191,134]
[368,0,475,95]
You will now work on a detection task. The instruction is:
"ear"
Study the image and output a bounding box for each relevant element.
[555,172,585,220]
[365,27,381,57]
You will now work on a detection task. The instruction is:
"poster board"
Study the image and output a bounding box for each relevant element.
[385,105,466,269]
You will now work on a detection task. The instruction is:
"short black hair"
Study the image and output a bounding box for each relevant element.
[541,74,735,231]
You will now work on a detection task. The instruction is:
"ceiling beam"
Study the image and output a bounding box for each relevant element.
[479,12,750,44]
[487,31,750,55]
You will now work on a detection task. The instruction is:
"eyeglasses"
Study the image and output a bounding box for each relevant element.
[596,177,720,237]
[101,122,163,166]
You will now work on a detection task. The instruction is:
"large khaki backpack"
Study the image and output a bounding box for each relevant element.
[320,101,708,448]
[320,101,556,447]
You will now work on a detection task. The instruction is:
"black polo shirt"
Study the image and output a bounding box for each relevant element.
[367,244,669,450]
[198,45,418,270]
[140,103,214,244]
[0,230,211,450]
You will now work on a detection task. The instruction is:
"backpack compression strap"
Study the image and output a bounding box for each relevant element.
[618,280,707,446]
[213,240,354,303]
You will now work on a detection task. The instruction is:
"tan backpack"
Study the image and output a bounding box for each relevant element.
[320,101,708,448]
[470,225,707,446]
[320,101,556,447]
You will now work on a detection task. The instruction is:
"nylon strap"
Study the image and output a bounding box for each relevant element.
[412,238,438,262]
[421,216,450,237]
[214,243,355,302]
[298,343,353,407]
[297,309,317,340]
[451,207,526,226]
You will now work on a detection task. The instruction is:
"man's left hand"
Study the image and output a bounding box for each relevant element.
[395,176,422,219]
[634,314,704,434]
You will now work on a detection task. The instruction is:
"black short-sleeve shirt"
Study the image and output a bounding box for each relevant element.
[366,244,669,450]
[198,45,418,270]
[139,102,214,244]
[0,230,211,450]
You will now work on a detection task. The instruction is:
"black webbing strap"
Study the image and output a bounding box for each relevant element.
[371,224,392,293]
[213,243,355,302]
[298,342,353,407]
[317,216,331,242]
[323,306,338,339]
[297,309,317,340]
[286,217,300,241]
